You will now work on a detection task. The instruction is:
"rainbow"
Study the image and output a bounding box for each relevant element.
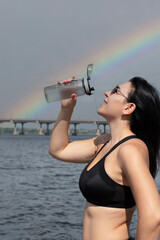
[94,20,160,78]
[6,18,160,120]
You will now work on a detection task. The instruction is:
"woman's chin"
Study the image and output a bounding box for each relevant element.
[97,108,106,118]
[97,107,102,115]
[97,104,106,115]
[97,106,110,122]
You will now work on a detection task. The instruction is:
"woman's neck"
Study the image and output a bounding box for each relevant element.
[108,119,135,145]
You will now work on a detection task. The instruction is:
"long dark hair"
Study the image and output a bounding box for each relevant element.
[128,77,160,178]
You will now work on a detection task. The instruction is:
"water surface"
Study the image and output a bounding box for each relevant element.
[0,134,159,240]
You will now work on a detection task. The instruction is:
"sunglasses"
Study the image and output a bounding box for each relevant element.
[110,85,129,101]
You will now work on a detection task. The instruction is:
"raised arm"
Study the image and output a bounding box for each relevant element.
[119,140,160,240]
[49,94,109,163]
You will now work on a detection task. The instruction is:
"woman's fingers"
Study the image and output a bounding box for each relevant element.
[71,93,77,99]
[57,76,77,107]
[57,76,77,84]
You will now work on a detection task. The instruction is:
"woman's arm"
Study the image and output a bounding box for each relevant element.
[119,140,160,240]
[49,94,109,163]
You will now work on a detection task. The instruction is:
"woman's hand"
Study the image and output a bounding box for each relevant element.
[58,77,77,110]
[61,93,77,109]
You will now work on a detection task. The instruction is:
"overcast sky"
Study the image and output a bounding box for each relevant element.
[1,0,160,124]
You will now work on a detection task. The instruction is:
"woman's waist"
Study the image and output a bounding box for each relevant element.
[84,201,135,228]
[83,202,134,240]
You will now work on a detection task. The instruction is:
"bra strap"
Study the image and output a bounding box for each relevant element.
[103,135,138,159]
[94,140,109,158]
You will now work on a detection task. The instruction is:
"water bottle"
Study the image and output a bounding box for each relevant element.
[44,64,95,103]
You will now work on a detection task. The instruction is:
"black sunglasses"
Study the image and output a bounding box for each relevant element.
[110,85,129,101]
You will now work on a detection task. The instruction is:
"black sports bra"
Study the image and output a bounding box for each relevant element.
[79,135,138,208]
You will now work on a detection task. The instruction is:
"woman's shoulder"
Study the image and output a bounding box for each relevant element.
[93,133,111,152]
[120,136,148,153]
[118,137,149,168]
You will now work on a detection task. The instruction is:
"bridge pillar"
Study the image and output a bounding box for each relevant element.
[39,123,44,135]
[43,122,49,135]
[72,123,79,136]
[19,122,24,135]
[13,122,19,135]
[68,127,71,136]
[102,123,107,134]
[44,123,50,135]
[96,123,101,136]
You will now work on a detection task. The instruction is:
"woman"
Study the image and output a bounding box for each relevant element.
[49,76,160,240]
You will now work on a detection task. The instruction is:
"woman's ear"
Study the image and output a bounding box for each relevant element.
[123,103,136,115]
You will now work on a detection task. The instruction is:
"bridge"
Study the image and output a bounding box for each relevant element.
[0,119,108,136]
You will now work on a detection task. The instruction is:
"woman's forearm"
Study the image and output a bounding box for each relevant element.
[49,106,74,157]
[49,93,77,158]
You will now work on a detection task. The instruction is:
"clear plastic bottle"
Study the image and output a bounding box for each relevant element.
[44,64,94,103]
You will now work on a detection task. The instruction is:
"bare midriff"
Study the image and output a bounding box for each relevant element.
[83,201,136,240]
